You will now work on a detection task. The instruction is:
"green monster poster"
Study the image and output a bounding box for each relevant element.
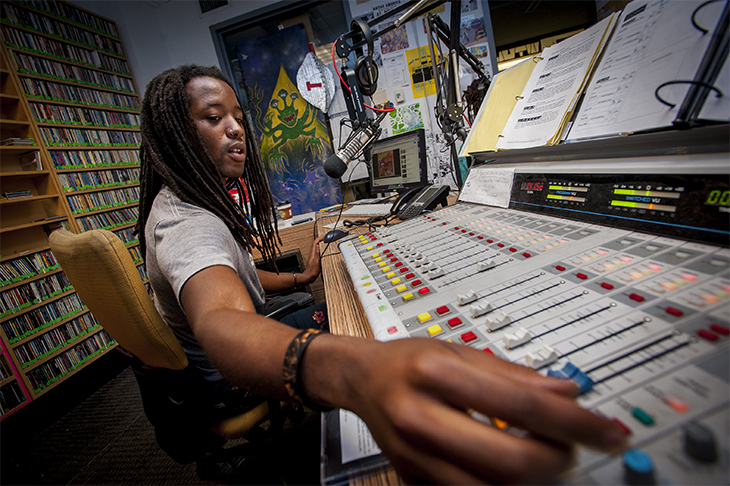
[237,25,341,215]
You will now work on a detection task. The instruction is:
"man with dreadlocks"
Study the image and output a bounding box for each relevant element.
[138,65,627,484]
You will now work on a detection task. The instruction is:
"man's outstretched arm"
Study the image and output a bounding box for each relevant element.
[181,264,628,484]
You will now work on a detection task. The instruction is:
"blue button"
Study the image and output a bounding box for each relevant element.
[623,448,653,474]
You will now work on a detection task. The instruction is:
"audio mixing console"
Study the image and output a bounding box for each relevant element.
[337,157,729,484]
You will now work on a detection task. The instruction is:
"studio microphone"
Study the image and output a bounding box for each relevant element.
[324,111,387,179]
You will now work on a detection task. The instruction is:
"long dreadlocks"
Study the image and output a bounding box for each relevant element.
[136,65,280,265]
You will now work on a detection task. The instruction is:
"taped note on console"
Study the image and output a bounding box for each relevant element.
[458,167,515,208]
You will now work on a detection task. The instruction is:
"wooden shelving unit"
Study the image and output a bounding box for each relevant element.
[0,0,146,416]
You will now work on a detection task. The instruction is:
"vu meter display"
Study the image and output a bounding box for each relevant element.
[546,182,590,203]
[610,185,682,213]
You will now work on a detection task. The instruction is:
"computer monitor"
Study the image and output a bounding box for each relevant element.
[368,129,428,193]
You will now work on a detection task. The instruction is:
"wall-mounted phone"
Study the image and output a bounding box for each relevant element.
[392,185,450,219]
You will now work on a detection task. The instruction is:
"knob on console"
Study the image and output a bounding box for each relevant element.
[683,421,718,462]
[623,448,656,485]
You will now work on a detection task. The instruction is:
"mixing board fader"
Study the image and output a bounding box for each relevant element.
[338,165,729,484]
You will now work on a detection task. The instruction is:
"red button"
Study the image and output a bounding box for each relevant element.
[442,222,447,225]
[483,347,494,354]
[556,265,566,271]
[405,273,415,279]
[697,329,719,341]
[387,326,398,335]
[469,232,475,236]
[710,324,729,336]
[411,279,422,286]
[436,306,449,315]
[522,252,531,258]
[454,227,459,230]
[390,257,398,262]
[461,331,477,343]
[477,236,484,240]
[498,243,505,248]
[629,293,645,302]
[447,317,462,328]
[665,306,684,317]
[601,282,614,290]
[611,418,632,436]
[576,273,588,280]
[462,229,467,233]
[384,249,391,254]
[509,247,517,252]
[400,267,408,273]
[487,239,494,243]
[371,237,377,241]
[418,287,431,295]
[396,262,404,268]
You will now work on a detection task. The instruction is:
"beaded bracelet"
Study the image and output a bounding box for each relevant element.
[282,329,334,411]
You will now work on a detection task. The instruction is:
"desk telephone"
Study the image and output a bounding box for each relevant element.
[392,185,450,219]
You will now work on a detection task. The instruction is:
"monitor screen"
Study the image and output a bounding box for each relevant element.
[369,129,428,193]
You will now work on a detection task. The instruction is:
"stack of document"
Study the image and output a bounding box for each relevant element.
[462,0,727,154]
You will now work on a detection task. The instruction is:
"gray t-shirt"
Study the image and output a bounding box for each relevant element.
[145,185,266,382]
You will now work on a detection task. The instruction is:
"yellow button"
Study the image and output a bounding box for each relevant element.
[362,282,371,287]
[419,312,432,323]
[381,266,391,272]
[385,272,396,278]
[391,278,401,285]
[427,324,443,336]
[366,246,374,250]
[395,284,408,293]
[372,253,380,258]
[402,292,414,301]
[378,262,387,267]
[374,257,383,262]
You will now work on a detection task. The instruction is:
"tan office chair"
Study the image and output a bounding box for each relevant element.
[48,229,280,475]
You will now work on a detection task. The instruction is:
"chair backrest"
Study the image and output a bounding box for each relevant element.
[49,229,187,370]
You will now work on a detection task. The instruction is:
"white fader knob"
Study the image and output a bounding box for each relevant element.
[503,326,533,348]
[485,310,512,331]
[457,290,478,305]
[428,267,444,279]
[477,260,496,272]
[470,301,493,318]
[526,346,558,369]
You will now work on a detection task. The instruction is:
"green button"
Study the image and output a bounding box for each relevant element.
[360,275,371,280]
[631,407,655,425]
[378,305,387,312]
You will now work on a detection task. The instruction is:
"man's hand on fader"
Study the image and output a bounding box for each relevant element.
[340,337,629,484]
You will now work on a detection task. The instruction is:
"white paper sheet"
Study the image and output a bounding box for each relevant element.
[339,409,382,464]
[568,0,724,141]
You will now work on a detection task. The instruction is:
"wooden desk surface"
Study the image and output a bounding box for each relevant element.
[316,212,404,486]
